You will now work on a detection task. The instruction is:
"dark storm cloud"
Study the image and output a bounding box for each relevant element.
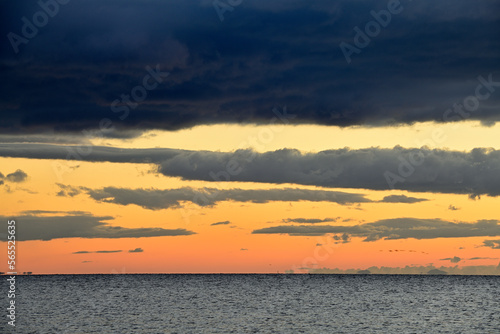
[252,218,500,241]
[2,144,500,197]
[0,213,195,241]
[77,186,370,210]
[1,0,499,134]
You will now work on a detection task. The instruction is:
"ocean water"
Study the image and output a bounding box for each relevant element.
[3,274,499,333]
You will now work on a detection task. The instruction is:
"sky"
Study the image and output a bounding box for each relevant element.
[1,0,500,274]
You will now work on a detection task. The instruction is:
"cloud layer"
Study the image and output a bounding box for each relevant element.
[79,186,370,210]
[3,144,497,197]
[253,218,500,241]
[1,0,499,135]
[0,213,195,241]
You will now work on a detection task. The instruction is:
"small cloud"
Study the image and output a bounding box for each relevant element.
[56,183,82,197]
[468,257,498,260]
[316,243,323,246]
[240,248,248,251]
[0,172,4,179]
[482,240,500,249]
[282,218,336,224]
[380,195,428,204]
[333,233,350,244]
[211,221,231,226]
[129,248,144,253]
[82,261,92,263]
[440,256,461,263]
[448,205,460,211]
[73,250,122,254]
[0,180,3,186]
[6,170,28,183]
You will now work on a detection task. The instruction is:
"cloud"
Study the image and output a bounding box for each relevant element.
[307,263,500,275]
[129,248,144,253]
[1,1,499,135]
[440,256,461,263]
[4,145,500,197]
[482,239,500,249]
[448,205,460,211]
[211,221,231,226]
[0,169,28,183]
[82,261,92,263]
[379,195,428,203]
[0,213,196,241]
[56,184,82,197]
[282,218,337,224]
[73,250,122,254]
[240,248,248,251]
[253,218,500,241]
[73,186,371,210]
[468,257,498,260]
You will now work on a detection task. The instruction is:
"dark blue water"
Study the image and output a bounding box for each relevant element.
[3,274,499,333]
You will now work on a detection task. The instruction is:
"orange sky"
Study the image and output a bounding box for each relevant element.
[1,122,500,274]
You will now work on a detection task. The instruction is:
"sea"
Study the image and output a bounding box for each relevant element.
[3,274,499,333]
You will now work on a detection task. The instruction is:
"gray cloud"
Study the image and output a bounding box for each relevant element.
[211,221,231,226]
[448,205,460,211]
[482,239,500,249]
[0,169,28,183]
[468,257,498,260]
[309,264,500,275]
[253,218,500,241]
[283,218,337,224]
[74,186,371,210]
[129,248,144,253]
[56,184,82,197]
[440,256,461,263]
[379,195,428,203]
[0,214,195,241]
[73,250,122,254]
[3,144,500,197]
